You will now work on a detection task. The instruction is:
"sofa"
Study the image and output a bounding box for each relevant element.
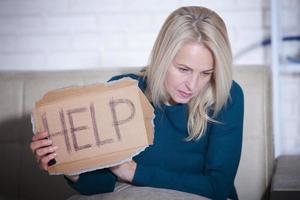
[0,65,274,200]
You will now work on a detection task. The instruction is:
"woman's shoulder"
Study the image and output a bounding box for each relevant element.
[108,73,146,91]
[224,80,244,111]
[108,73,140,81]
[221,80,244,111]
[230,80,244,99]
[212,81,244,124]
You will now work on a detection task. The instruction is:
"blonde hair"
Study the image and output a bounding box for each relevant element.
[145,6,233,140]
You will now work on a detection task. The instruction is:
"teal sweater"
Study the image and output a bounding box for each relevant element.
[66,74,244,200]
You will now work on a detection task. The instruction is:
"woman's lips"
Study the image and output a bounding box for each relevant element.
[178,90,192,98]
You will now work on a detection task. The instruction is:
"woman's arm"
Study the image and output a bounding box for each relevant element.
[65,168,118,195]
[131,82,244,200]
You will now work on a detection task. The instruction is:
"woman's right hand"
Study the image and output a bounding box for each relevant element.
[30,131,58,171]
[30,131,80,182]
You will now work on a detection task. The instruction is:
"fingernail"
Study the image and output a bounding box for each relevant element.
[48,159,56,166]
[53,146,58,150]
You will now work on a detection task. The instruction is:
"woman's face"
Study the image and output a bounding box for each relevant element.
[164,42,214,105]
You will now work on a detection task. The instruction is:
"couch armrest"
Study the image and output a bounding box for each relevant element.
[270,155,300,200]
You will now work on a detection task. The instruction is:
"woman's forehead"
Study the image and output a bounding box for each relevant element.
[173,43,214,71]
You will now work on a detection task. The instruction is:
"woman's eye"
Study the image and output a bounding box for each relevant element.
[202,72,213,76]
[178,67,189,72]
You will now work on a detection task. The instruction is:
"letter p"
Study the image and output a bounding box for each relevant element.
[109,98,136,141]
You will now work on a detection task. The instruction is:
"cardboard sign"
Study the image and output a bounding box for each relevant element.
[32,78,154,175]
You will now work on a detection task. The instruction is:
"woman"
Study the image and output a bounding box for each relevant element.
[30,6,244,200]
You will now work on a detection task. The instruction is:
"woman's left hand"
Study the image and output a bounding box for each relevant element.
[110,160,137,183]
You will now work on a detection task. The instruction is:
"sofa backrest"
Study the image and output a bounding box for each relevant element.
[233,66,274,200]
[0,65,273,200]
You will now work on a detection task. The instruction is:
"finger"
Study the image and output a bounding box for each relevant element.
[30,139,52,153]
[32,131,49,141]
[110,165,119,171]
[39,152,57,171]
[35,146,58,158]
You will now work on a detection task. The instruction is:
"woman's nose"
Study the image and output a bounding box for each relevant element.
[186,75,198,91]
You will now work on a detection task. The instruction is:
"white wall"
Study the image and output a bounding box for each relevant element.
[272,0,300,155]
[0,0,299,155]
[0,0,272,70]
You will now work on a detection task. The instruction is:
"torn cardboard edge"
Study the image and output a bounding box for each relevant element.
[31,77,155,175]
[51,146,147,176]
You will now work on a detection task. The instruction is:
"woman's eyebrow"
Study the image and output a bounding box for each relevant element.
[176,63,191,69]
[202,68,214,72]
[176,62,214,72]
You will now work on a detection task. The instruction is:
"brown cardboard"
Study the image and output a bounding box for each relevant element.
[32,78,154,175]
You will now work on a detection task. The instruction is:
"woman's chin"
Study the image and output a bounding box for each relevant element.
[171,96,191,104]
